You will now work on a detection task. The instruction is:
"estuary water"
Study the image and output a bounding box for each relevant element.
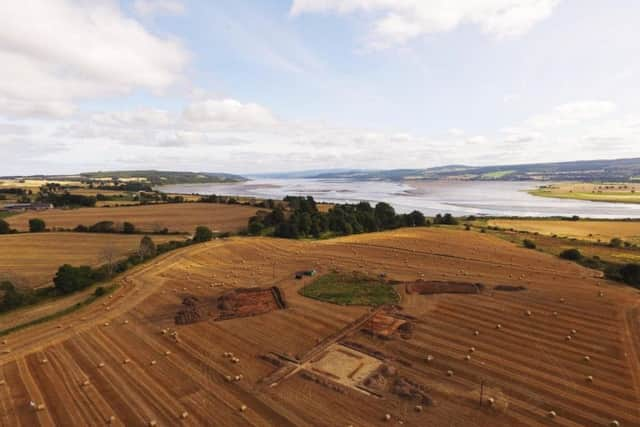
[159,179,640,219]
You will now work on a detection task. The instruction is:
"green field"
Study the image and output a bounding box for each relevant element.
[481,170,515,179]
[299,271,399,306]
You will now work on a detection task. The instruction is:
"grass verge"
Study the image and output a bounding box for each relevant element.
[0,284,117,336]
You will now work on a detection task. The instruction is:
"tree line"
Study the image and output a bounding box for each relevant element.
[246,196,450,239]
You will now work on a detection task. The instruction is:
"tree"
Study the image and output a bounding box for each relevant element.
[248,218,264,235]
[29,218,46,232]
[523,239,536,249]
[53,264,93,294]
[193,226,213,243]
[0,219,11,234]
[374,202,396,229]
[122,222,136,234]
[100,245,118,277]
[138,236,157,259]
[408,210,426,227]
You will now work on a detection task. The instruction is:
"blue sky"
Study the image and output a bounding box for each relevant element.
[1,0,639,175]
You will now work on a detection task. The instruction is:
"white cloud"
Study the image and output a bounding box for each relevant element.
[466,135,487,144]
[527,100,617,128]
[290,0,561,48]
[0,0,189,118]
[183,99,279,128]
[134,0,185,17]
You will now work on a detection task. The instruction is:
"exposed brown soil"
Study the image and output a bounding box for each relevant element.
[216,286,287,320]
[362,311,408,338]
[405,280,484,295]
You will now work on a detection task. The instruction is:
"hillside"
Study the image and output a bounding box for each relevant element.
[305,157,640,182]
[1,170,247,186]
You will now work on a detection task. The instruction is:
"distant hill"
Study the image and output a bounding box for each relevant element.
[304,157,640,182]
[1,170,247,185]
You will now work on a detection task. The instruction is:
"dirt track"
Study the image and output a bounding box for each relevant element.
[0,228,639,426]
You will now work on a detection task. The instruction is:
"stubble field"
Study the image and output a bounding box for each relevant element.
[0,233,180,289]
[6,203,258,233]
[0,228,638,426]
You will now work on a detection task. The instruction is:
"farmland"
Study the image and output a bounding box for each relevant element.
[488,218,640,245]
[530,182,640,203]
[0,228,638,426]
[0,233,180,289]
[6,203,258,233]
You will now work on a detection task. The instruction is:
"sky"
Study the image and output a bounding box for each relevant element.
[1,0,639,175]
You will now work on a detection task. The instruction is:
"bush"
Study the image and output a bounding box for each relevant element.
[0,219,11,234]
[94,286,107,297]
[609,237,623,248]
[29,218,46,232]
[522,239,536,249]
[619,263,640,287]
[559,248,582,261]
[122,222,136,234]
[88,221,116,233]
[193,226,213,242]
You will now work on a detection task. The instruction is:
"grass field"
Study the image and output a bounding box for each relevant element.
[489,219,640,244]
[0,232,179,288]
[6,203,258,233]
[530,182,640,203]
[299,271,399,306]
[0,228,638,426]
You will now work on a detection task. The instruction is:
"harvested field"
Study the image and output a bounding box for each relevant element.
[6,203,258,233]
[489,218,640,244]
[0,232,179,288]
[405,280,484,295]
[0,228,638,426]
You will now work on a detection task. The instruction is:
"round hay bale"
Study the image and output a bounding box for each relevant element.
[571,329,577,335]
[548,410,557,418]
[565,335,572,341]
[164,351,171,356]
[610,421,620,427]
[447,370,454,377]
[150,360,157,366]
[240,404,247,412]
[384,413,391,421]
[496,324,502,329]
[525,310,532,317]
[487,397,495,406]
[586,375,593,383]
[98,362,105,368]
[469,347,475,353]
[583,355,591,362]
[426,355,434,362]
[415,405,423,412]
[107,415,116,424]
[181,411,189,419]
[148,420,157,427]
[464,355,471,361]
[474,330,480,336]
[0,379,5,385]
